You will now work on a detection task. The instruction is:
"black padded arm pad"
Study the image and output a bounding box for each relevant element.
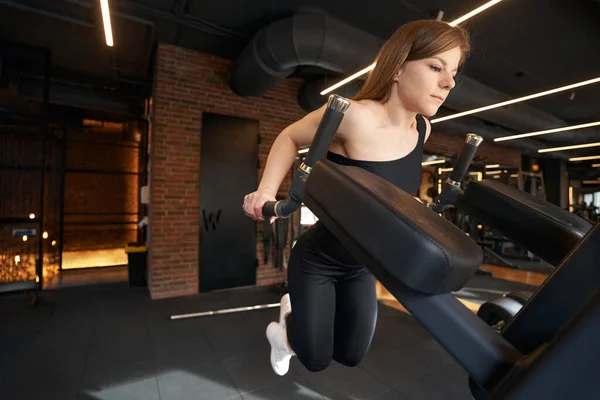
[304,160,483,295]
[462,180,591,266]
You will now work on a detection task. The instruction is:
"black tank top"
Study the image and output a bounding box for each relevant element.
[325,114,426,194]
[297,115,427,270]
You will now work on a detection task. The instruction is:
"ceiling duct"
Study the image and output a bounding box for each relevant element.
[18,78,144,116]
[229,14,382,97]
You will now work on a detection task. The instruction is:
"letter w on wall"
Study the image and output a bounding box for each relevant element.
[202,209,221,231]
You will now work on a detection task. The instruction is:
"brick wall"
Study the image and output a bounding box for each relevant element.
[149,43,305,299]
[63,127,139,254]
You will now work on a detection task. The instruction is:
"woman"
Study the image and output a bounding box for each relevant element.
[243,19,471,376]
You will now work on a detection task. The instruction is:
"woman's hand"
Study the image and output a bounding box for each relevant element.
[243,191,277,221]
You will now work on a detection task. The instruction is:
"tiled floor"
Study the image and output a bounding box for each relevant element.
[0,281,480,400]
[44,266,129,290]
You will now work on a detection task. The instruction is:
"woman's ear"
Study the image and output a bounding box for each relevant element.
[392,64,405,82]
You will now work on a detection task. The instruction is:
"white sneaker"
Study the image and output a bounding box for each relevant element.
[266,321,295,376]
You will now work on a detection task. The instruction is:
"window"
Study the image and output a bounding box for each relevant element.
[584,193,593,205]
[300,205,319,225]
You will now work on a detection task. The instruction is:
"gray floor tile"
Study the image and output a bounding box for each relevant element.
[369,389,409,400]
[222,348,301,394]
[80,356,158,399]
[2,329,88,399]
[298,361,391,400]
[395,362,472,400]
[156,364,241,400]
[241,377,325,400]
[153,333,221,368]
[358,339,440,389]
[79,374,160,400]
[204,323,271,361]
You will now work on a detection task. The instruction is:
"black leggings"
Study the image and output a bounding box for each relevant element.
[285,223,378,372]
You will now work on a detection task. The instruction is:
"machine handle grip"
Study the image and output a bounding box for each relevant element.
[262,94,352,219]
[449,133,483,184]
[302,94,351,169]
[261,199,302,219]
[431,133,484,212]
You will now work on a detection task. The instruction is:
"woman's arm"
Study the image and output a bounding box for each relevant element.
[244,101,358,220]
[258,102,357,195]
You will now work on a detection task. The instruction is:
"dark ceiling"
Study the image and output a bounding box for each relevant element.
[1,0,600,182]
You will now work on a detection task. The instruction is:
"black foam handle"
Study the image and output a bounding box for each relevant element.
[262,199,303,219]
[449,133,483,183]
[302,94,351,168]
[262,201,277,217]
[260,95,351,220]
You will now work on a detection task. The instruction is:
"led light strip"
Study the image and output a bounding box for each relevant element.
[494,120,600,142]
[100,0,114,47]
[431,76,600,124]
[569,155,600,162]
[320,0,505,96]
[449,0,504,26]
[538,142,600,154]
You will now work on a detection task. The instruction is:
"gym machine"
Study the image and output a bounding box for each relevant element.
[264,94,600,399]
[426,152,590,329]
[448,171,591,329]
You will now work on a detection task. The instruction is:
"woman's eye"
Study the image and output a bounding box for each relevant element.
[430,66,441,72]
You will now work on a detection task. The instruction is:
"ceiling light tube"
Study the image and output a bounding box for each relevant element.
[320,0,505,96]
[495,120,600,142]
[485,164,500,169]
[448,0,504,26]
[569,155,600,162]
[486,170,502,175]
[100,0,114,47]
[592,164,600,167]
[431,76,600,124]
[321,65,376,95]
[538,142,600,153]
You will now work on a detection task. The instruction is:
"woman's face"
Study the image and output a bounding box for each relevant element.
[393,46,462,117]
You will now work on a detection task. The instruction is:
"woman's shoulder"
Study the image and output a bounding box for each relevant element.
[347,98,378,115]
[342,99,382,127]
[334,99,374,138]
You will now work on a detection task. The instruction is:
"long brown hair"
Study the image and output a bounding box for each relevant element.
[353,20,471,103]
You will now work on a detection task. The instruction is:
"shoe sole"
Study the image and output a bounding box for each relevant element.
[266,323,289,376]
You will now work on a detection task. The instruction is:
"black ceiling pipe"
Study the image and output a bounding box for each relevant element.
[18,78,144,116]
[229,14,383,97]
